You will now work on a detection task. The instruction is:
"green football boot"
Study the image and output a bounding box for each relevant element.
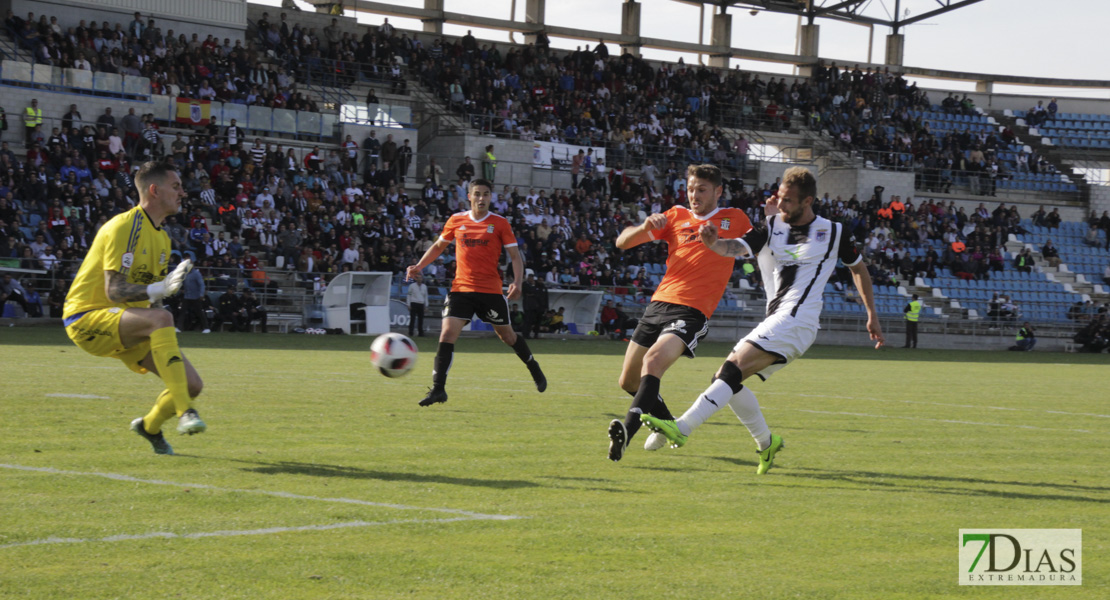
[639,414,687,448]
[756,434,784,475]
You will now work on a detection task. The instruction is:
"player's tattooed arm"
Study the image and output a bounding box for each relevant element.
[105,270,153,303]
[712,238,750,258]
[699,223,749,258]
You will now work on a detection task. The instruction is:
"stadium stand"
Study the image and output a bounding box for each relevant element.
[1,5,1108,348]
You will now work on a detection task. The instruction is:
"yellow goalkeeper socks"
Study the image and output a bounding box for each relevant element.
[149,327,191,416]
[142,390,177,434]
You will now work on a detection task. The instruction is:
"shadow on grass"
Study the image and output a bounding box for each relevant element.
[236,458,540,489]
[771,466,1110,505]
[176,455,641,493]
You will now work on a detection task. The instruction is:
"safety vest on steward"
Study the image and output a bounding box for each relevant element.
[905,300,922,322]
[24,106,42,127]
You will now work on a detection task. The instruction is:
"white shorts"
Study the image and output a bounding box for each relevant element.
[734,312,817,380]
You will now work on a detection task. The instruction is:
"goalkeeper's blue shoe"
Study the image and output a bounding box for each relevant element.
[176,408,207,435]
[639,414,687,448]
[756,434,784,475]
[131,417,174,455]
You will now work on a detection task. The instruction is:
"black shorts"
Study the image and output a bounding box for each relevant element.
[630,301,709,358]
[443,291,510,326]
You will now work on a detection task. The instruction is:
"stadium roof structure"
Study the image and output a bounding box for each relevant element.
[672,0,984,33]
[320,0,1110,90]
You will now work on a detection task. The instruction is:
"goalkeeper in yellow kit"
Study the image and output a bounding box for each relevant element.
[63,161,205,455]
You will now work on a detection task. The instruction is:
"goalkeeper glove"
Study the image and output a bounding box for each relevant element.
[147,258,193,302]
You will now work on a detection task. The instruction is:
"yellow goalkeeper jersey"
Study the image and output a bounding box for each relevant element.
[64,206,171,319]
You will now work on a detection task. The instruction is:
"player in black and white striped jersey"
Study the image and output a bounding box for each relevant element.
[641,167,885,474]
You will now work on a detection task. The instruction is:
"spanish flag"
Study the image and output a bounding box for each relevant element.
[175,98,211,126]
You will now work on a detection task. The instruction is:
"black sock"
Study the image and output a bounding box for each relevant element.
[432,342,454,390]
[624,375,664,440]
[510,335,534,364]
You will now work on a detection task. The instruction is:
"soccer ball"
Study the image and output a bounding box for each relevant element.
[370,333,418,378]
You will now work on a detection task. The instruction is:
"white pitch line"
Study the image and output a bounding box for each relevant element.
[44,393,110,399]
[781,408,1094,434]
[0,517,483,550]
[0,464,524,521]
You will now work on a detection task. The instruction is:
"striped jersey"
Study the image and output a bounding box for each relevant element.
[650,205,751,318]
[439,211,517,295]
[738,214,861,324]
[63,206,171,317]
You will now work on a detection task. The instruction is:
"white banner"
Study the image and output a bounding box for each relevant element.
[532,141,606,170]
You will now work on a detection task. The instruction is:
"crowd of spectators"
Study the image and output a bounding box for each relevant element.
[4,6,1068,204]
[1,9,1105,333]
[4,9,319,112]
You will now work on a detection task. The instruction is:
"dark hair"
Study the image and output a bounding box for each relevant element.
[782,166,818,201]
[685,164,722,188]
[470,178,493,193]
[135,160,178,192]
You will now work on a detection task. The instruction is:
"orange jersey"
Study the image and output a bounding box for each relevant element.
[649,206,751,318]
[439,211,517,294]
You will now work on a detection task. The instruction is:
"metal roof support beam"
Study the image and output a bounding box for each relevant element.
[524,0,545,45]
[422,0,445,34]
[708,10,733,68]
[621,0,642,57]
[896,0,985,28]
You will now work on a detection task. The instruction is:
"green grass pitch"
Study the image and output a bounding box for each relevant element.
[1,328,1107,599]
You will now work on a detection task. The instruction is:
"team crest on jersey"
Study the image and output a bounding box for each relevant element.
[487,225,495,233]
[721,218,731,231]
[121,252,134,268]
[816,229,828,242]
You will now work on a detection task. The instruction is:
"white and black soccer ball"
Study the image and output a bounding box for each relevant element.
[370,332,418,378]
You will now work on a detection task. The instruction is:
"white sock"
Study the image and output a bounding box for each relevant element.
[675,379,732,436]
[728,387,771,450]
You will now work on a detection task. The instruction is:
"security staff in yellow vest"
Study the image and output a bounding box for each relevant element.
[24,98,42,145]
[1009,322,1036,352]
[903,293,922,349]
[482,144,497,183]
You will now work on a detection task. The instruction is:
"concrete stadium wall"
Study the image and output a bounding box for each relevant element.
[1091,185,1110,217]
[0,85,157,141]
[418,132,574,191]
[819,167,915,204]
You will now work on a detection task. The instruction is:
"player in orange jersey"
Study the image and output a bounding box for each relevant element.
[406,178,546,406]
[606,164,751,461]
